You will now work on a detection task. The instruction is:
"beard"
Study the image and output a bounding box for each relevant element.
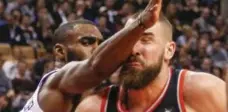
[67,50,82,62]
[119,53,163,90]
[66,48,89,62]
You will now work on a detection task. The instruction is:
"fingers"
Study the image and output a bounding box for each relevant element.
[147,0,162,13]
[152,0,162,6]
[149,4,158,11]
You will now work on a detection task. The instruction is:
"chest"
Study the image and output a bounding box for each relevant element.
[103,69,188,112]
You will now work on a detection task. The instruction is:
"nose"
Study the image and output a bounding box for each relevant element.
[91,44,98,54]
[132,42,141,56]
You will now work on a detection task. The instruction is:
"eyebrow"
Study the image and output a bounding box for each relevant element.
[143,32,154,36]
[79,36,98,39]
[80,36,104,41]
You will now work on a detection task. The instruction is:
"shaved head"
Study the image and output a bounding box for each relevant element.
[52,19,102,63]
[53,19,96,44]
[125,13,173,42]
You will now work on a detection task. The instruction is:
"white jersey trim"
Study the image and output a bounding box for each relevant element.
[20,70,58,112]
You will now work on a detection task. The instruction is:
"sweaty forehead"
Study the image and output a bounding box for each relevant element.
[70,24,102,39]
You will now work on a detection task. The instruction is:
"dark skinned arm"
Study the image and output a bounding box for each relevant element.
[57,0,163,94]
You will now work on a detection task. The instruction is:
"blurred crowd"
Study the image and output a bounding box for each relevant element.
[0,0,227,111]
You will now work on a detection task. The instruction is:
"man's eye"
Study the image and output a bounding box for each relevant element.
[141,37,152,43]
[79,37,97,46]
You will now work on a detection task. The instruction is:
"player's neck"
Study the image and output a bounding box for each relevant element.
[124,66,170,111]
[55,61,65,68]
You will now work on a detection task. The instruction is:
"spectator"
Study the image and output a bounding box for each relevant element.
[103,0,118,24]
[0,0,5,24]
[67,12,77,22]
[33,7,53,49]
[11,60,35,111]
[32,53,53,85]
[200,57,213,73]
[192,7,214,33]
[177,0,200,25]
[223,25,228,52]
[0,55,13,96]
[83,0,99,21]
[11,9,22,26]
[14,60,32,81]
[5,0,34,20]
[52,1,71,27]
[176,25,197,49]
[208,40,228,68]
[0,9,21,43]
[175,47,193,70]
[131,0,147,10]
[11,14,37,45]
[97,15,112,40]
[212,66,224,80]
[74,0,86,19]
[213,16,226,40]
[118,2,136,24]
[0,86,8,111]
[165,3,177,20]
[0,54,13,112]
[2,46,27,80]
[191,35,210,69]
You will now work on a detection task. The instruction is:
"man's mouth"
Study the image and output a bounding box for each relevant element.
[125,61,143,68]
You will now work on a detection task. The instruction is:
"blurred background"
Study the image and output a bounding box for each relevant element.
[0,0,227,111]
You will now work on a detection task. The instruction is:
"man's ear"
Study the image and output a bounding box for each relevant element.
[164,41,176,60]
[54,43,66,62]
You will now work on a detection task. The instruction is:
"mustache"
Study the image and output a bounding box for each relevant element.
[125,55,145,66]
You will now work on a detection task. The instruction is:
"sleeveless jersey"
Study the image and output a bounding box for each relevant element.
[20,70,57,112]
[100,69,187,112]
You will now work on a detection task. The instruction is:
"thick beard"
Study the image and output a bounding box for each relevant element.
[119,55,163,90]
[66,49,88,62]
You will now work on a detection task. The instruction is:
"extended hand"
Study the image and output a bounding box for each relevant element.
[139,0,162,29]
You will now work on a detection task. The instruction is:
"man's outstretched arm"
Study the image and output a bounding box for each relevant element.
[58,0,163,94]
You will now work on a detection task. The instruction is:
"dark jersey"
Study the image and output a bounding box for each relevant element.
[100,69,187,112]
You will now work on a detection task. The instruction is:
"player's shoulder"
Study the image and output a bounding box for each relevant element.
[76,85,113,112]
[183,70,225,103]
[184,70,225,91]
[182,70,226,111]
[76,94,102,112]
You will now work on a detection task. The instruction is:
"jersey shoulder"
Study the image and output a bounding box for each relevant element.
[21,70,59,112]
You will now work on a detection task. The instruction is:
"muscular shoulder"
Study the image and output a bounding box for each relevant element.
[76,87,109,112]
[183,71,226,111]
[76,94,102,112]
[43,61,87,89]
[184,71,225,91]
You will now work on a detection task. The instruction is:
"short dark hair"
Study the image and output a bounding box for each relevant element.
[53,19,96,44]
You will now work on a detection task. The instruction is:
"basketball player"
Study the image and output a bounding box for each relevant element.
[20,0,162,111]
[225,64,228,110]
[75,4,226,112]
